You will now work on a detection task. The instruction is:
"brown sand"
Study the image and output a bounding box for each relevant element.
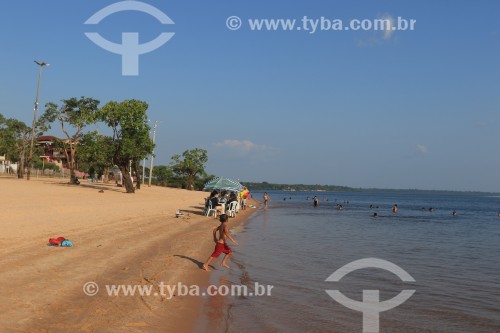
[0,176,256,333]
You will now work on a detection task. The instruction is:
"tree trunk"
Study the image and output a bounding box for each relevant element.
[103,166,109,183]
[69,145,79,184]
[62,142,78,184]
[17,158,24,179]
[134,159,141,190]
[70,170,78,184]
[187,174,195,190]
[119,165,135,193]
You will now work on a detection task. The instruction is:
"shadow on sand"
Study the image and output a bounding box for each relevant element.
[174,254,212,270]
[45,180,124,193]
[178,206,206,216]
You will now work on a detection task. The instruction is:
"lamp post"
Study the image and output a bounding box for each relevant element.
[142,119,150,185]
[27,60,49,180]
[142,157,147,184]
[148,121,158,187]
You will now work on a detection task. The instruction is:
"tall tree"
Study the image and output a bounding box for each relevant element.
[99,100,154,193]
[42,97,100,184]
[171,149,208,190]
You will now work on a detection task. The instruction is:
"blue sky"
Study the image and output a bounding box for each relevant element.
[1,1,499,191]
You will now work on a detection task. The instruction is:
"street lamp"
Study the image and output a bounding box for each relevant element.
[27,60,49,180]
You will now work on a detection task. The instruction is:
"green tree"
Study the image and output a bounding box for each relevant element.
[152,165,172,186]
[42,97,100,184]
[194,172,215,191]
[77,131,115,182]
[0,117,31,178]
[171,149,208,190]
[0,113,50,179]
[99,100,154,193]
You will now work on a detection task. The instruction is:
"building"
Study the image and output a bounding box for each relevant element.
[36,136,70,169]
[0,154,17,174]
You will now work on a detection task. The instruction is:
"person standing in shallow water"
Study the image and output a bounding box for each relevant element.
[313,196,319,207]
[263,192,269,208]
[203,214,238,271]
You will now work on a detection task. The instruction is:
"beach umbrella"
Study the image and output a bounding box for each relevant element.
[203,177,244,192]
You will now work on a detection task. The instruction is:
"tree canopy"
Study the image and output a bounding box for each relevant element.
[171,148,208,190]
[0,115,33,178]
[77,131,115,180]
[42,97,100,183]
[152,165,172,187]
[99,100,154,193]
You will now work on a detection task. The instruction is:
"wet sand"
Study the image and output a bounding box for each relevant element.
[0,176,255,332]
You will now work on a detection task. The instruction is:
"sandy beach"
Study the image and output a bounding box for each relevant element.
[0,176,256,333]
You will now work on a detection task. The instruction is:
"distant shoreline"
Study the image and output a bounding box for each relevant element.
[242,181,500,196]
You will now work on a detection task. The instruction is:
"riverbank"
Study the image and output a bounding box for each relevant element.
[0,176,257,332]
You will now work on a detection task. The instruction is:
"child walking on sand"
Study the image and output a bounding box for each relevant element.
[203,214,238,271]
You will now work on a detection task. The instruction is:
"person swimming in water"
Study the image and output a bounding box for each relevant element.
[313,196,319,207]
[392,204,398,214]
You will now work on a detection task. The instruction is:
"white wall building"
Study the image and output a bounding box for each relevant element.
[0,155,17,174]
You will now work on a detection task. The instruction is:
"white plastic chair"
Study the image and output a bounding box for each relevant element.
[226,201,238,217]
[205,200,217,217]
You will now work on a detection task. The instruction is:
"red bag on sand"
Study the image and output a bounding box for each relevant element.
[49,237,66,246]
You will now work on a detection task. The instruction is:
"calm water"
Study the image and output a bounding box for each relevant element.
[199,191,500,333]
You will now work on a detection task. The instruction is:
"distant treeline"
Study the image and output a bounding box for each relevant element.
[241,182,499,196]
[241,182,357,192]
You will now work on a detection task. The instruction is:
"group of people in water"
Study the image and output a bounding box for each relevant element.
[264,194,471,218]
[375,203,451,217]
[365,204,465,218]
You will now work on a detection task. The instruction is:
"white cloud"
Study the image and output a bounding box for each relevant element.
[416,144,429,153]
[357,14,396,47]
[214,139,272,153]
[381,15,395,40]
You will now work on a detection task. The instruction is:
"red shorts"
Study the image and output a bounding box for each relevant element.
[211,242,232,258]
